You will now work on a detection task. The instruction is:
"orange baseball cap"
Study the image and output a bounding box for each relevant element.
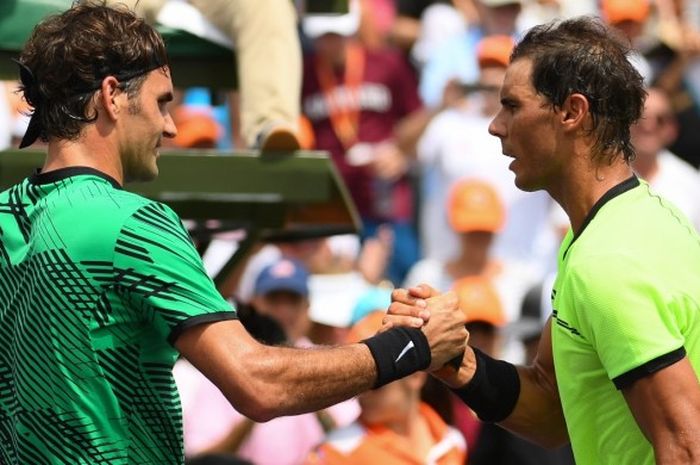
[453,276,506,327]
[477,35,516,69]
[447,179,506,233]
[172,107,221,149]
[346,310,385,343]
[601,0,650,25]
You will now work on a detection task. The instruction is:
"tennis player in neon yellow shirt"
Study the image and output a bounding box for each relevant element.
[389,16,700,465]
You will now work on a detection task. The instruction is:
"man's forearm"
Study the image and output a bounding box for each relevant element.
[239,343,377,419]
[177,319,438,422]
[499,365,569,447]
[437,347,568,447]
[435,317,569,448]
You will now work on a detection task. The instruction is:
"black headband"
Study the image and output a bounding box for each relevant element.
[14,58,166,149]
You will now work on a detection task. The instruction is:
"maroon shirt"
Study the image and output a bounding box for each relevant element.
[302,47,422,221]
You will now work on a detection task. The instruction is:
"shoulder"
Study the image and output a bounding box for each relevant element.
[57,180,156,229]
[118,201,194,253]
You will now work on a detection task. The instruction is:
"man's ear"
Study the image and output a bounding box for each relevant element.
[560,93,590,132]
[98,76,123,122]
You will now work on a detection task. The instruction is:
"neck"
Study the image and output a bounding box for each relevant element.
[551,153,634,234]
[43,131,123,185]
[383,401,421,437]
[449,244,490,277]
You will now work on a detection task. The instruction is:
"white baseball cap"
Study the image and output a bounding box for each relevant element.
[308,272,370,328]
[302,1,360,39]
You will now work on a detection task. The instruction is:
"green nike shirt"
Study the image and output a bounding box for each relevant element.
[551,176,700,464]
[0,167,237,464]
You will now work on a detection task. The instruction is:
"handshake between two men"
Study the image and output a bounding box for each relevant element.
[380,282,526,434]
[381,283,476,387]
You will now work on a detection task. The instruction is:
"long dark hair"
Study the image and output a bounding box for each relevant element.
[511,17,646,163]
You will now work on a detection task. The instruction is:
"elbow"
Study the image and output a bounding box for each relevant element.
[228,355,287,422]
[231,388,279,423]
[239,403,276,423]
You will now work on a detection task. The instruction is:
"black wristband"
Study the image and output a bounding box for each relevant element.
[451,347,520,423]
[363,327,431,389]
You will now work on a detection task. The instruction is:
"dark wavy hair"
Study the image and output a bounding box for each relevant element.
[17,0,168,144]
[511,17,646,163]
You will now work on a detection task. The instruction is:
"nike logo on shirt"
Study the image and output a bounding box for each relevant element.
[395,340,415,363]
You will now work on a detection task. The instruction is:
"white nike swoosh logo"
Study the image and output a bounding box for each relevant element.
[395,340,415,363]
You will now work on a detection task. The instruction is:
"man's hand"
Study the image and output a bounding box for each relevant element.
[422,291,469,371]
[382,284,436,330]
[385,284,477,383]
[384,284,468,371]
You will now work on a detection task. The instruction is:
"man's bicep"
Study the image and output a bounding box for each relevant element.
[175,318,255,380]
[622,357,700,458]
[532,317,556,383]
[175,319,263,412]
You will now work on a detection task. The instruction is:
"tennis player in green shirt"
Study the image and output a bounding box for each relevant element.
[0,3,469,464]
[389,16,700,465]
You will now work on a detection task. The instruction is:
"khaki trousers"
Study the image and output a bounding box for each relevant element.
[108,0,301,147]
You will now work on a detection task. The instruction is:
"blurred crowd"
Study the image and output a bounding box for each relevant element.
[3,0,700,464]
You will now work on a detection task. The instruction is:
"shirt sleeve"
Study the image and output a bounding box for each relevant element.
[568,256,685,388]
[113,202,236,345]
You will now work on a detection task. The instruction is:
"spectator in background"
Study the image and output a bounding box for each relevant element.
[228,237,329,305]
[517,0,597,32]
[171,106,222,149]
[177,259,360,465]
[305,311,466,465]
[355,0,398,50]
[419,0,523,108]
[106,0,302,150]
[647,0,700,166]
[405,179,537,350]
[599,0,653,83]
[630,87,700,230]
[409,0,478,69]
[416,34,555,274]
[406,179,505,292]
[302,3,435,285]
[390,0,472,55]
[308,283,395,346]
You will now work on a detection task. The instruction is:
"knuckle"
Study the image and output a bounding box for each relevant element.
[388,302,404,315]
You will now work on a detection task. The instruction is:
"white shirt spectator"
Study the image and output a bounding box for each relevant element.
[416,107,556,271]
